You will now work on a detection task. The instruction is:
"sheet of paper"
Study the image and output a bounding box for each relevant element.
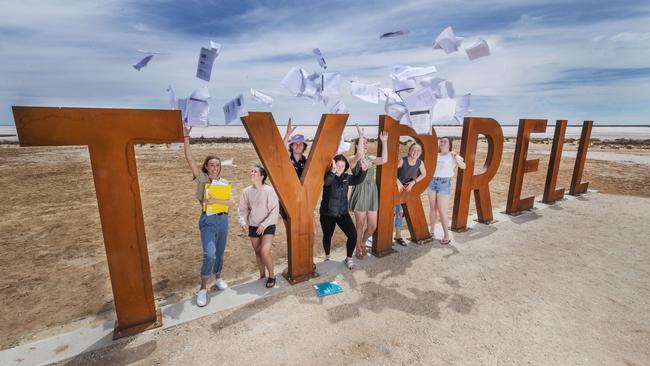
[393,64,438,80]
[280,67,304,95]
[433,26,464,54]
[221,159,236,167]
[321,72,340,95]
[409,111,431,134]
[434,80,455,99]
[301,70,320,97]
[432,98,457,123]
[330,100,349,114]
[166,85,177,109]
[223,94,248,125]
[133,55,153,71]
[454,93,471,123]
[380,30,409,39]
[337,137,351,154]
[465,38,490,61]
[390,74,416,93]
[350,81,381,104]
[196,47,218,82]
[403,87,436,112]
[186,98,209,127]
[312,48,327,70]
[250,88,273,107]
[177,98,188,121]
[190,86,211,100]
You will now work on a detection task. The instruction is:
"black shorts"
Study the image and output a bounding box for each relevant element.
[279,206,287,221]
[248,224,276,238]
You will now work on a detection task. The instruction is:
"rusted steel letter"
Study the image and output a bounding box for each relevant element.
[451,117,503,231]
[505,119,547,215]
[12,106,183,339]
[241,112,346,284]
[543,120,568,204]
[569,120,593,195]
[374,115,437,256]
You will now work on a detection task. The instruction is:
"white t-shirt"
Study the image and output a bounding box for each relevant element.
[434,152,464,178]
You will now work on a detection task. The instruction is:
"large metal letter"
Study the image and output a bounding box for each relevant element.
[569,120,593,195]
[375,115,437,256]
[543,120,567,204]
[12,106,183,339]
[241,112,346,284]
[506,119,547,215]
[451,117,503,231]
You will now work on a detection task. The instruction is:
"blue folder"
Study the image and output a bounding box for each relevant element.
[313,281,343,297]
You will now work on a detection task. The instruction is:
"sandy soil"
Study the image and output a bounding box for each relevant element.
[1,141,650,350]
[58,193,650,365]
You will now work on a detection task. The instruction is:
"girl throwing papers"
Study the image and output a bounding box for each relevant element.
[183,125,234,307]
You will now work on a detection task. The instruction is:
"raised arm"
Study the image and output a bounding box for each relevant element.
[374,131,389,166]
[282,118,296,146]
[183,125,200,178]
[347,124,366,168]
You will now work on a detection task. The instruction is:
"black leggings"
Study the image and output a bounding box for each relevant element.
[320,214,357,258]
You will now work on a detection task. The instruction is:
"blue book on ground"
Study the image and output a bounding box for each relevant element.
[313,281,343,297]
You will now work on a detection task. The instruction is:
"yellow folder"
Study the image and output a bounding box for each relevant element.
[203,181,232,215]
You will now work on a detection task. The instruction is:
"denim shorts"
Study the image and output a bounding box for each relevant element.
[428,177,452,195]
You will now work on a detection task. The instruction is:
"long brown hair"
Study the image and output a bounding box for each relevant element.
[255,164,268,184]
[201,155,221,175]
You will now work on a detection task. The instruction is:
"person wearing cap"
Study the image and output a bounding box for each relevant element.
[182,125,234,307]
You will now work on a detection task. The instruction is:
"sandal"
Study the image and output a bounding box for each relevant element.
[344,258,356,270]
[440,238,451,245]
[355,247,364,259]
[394,238,407,246]
[265,277,276,288]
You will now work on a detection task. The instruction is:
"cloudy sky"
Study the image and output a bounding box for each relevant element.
[1,0,649,126]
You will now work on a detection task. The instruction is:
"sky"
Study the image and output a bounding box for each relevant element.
[1,0,649,126]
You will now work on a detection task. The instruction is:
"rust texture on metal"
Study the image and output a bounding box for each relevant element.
[12,106,184,337]
[543,120,568,204]
[569,120,593,195]
[374,116,437,256]
[241,112,347,284]
[451,117,504,231]
[505,119,548,215]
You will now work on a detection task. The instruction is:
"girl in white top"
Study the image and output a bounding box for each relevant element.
[427,137,466,245]
[238,165,279,288]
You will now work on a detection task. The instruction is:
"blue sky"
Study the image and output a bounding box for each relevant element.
[1,0,649,126]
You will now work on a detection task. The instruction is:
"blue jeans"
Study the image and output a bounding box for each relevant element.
[394,204,403,228]
[199,213,229,279]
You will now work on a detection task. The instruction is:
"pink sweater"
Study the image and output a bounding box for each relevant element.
[237,184,279,228]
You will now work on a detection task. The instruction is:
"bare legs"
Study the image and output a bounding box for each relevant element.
[428,191,451,242]
[249,235,275,278]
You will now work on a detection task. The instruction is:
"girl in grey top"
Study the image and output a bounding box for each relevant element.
[394,142,427,246]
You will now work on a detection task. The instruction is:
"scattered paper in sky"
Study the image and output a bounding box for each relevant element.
[312,48,327,70]
[330,100,349,114]
[133,55,153,71]
[196,41,221,82]
[392,64,438,80]
[432,98,457,123]
[281,67,305,95]
[465,39,491,61]
[250,88,273,107]
[434,80,455,99]
[223,94,248,125]
[403,86,437,112]
[190,86,211,100]
[380,30,409,39]
[390,74,416,93]
[136,49,166,55]
[166,85,177,109]
[433,26,464,54]
[337,137,351,154]
[185,98,209,127]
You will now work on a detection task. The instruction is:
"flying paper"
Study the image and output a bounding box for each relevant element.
[250,88,274,107]
[380,30,409,39]
[137,49,166,55]
[196,41,221,82]
[312,48,327,70]
[186,99,209,127]
[454,93,472,123]
[221,159,236,167]
[190,86,211,100]
[281,67,305,95]
[337,137,351,154]
[390,74,416,93]
[166,85,177,109]
[434,80,455,99]
[409,111,431,134]
[321,72,341,96]
[330,100,349,114]
[465,39,491,61]
[403,87,437,112]
[133,55,153,71]
[393,65,438,80]
[432,98,457,123]
[223,94,248,125]
[350,81,381,104]
[433,26,464,54]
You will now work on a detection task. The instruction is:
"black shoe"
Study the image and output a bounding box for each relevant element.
[394,238,407,246]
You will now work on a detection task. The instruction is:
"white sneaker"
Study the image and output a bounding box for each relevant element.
[215,278,228,290]
[196,289,207,307]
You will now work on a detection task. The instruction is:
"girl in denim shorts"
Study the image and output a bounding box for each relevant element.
[427,137,466,244]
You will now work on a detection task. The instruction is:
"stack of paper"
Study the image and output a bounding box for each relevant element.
[433,26,464,54]
[465,39,490,61]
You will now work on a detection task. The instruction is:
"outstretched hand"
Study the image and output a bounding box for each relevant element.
[285,118,297,136]
[379,131,388,142]
[183,125,192,137]
[360,158,369,171]
[355,123,364,137]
